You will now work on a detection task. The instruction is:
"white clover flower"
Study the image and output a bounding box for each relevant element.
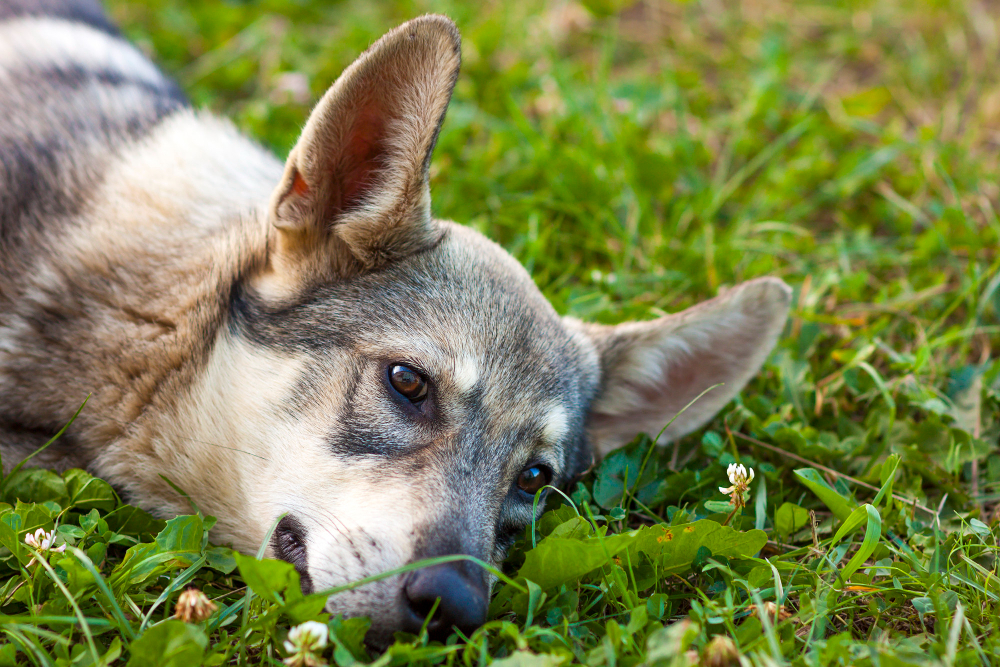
[719,463,754,510]
[283,621,329,667]
[719,463,754,494]
[23,528,65,567]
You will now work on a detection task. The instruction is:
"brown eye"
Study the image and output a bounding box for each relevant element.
[389,364,428,403]
[517,465,551,495]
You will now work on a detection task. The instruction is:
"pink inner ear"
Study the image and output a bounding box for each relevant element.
[291,171,310,195]
[338,109,386,213]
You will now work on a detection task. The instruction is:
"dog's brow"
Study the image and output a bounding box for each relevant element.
[450,354,479,393]
[540,403,570,445]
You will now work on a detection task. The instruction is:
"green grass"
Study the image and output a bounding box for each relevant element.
[2,0,1000,664]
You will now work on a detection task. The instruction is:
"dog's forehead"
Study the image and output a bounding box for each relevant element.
[233,223,600,449]
[347,223,596,416]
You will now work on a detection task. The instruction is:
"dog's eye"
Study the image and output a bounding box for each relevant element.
[389,364,428,402]
[517,465,551,495]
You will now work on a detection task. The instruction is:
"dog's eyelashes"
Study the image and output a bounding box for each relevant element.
[517,465,552,496]
[389,364,428,403]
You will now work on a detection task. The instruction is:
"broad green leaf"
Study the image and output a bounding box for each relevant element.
[52,552,98,596]
[591,435,662,509]
[111,515,205,589]
[968,518,991,538]
[793,468,855,520]
[0,503,55,563]
[703,500,734,514]
[516,530,636,590]
[235,553,302,605]
[282,593,331,625]
[547,516,594,540]
[1,468,68,506]
[775,502,810,538]
[628,521,767,573]
[0,513,24,563]
[205,546,238,574]
[104,505,166,541]
[63,469,117,512]
[155,515,204,553]
[329,616,371,665]
[126,620,206,667]
[518,520,766,590]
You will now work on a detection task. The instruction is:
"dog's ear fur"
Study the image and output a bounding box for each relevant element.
[571,277,792,456]
[263,15,460,291]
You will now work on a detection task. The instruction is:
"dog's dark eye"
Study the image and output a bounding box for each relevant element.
[517,465,551,495]
[389,364,428,402]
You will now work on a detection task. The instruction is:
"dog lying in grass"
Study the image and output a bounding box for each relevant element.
[0,0,791,645]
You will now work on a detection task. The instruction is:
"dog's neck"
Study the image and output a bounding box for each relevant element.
[0,111,278,477]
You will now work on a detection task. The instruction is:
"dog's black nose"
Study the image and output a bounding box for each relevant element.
[402,563,488,637]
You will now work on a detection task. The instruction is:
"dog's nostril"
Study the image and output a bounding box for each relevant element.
[409,596,439,620]
[408,597,447,631]
[402,563,487,637]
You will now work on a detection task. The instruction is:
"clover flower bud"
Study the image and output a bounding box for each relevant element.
[173,588,218,623]
[702,634,741,667]
[749,600,791,623]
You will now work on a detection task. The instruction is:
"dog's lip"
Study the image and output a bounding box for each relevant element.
[272,515,314,595]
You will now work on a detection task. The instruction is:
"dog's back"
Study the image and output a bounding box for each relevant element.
[0,0,187,268]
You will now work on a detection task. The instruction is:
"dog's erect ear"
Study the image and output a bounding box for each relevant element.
[265,15,460,284]
[571,277,792,457]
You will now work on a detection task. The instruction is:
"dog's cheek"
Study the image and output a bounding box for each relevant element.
[299,470,435,587]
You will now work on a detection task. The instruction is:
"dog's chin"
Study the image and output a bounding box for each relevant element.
[322,600,406,653]
[362,624,404,652]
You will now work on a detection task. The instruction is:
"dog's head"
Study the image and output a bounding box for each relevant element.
[188,15,790,647]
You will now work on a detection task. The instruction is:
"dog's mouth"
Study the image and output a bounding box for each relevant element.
[269,514,491,648]
[272,515,314,595]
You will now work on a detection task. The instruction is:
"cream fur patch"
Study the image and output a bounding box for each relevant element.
[541,403,570,445]
[451,354,480,393]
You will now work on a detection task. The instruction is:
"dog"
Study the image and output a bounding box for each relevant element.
[0,0,791,646]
